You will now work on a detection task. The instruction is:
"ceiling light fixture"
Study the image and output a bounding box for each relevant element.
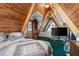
[45,4,49,8]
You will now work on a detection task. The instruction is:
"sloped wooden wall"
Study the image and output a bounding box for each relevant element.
[0,3,32,32]
[59,4,79,29]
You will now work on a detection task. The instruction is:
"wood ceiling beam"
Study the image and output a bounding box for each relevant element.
[50,11,61,27]
[49,3,61,27]
[35,3,46,16]
[21,3,35,33]
[43,17,51,31]
[53,3,79,36]
[46,20,52,31]
[38,11,49,32]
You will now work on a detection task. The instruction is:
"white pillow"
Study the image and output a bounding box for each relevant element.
[8,32,25,41]
[0,32,7,42]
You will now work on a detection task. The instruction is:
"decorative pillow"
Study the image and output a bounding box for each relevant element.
[0,32,7,42]
[8,32,26,41]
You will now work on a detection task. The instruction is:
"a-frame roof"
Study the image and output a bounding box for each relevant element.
[0,3,78,36]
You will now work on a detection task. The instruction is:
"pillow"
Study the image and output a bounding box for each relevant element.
[0,32,7,42]
[8,32,26,41]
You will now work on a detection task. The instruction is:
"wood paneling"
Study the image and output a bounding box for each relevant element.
[35,3,47,16]
[59,4,79,30]
[0,3,79,33]
[0,3,32,32]
[53,4,79,36]
[22,3,35,32]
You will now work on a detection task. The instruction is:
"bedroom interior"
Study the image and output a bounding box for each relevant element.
[0,3,79,56]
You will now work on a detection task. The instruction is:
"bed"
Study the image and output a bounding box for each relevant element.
[0,32,53,56]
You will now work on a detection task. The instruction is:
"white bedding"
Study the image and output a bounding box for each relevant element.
[0,38,52,56]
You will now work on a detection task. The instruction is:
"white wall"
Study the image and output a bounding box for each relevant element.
[39,32,51,37]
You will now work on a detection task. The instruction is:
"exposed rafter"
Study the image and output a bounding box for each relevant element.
[38,11,49,32]
[50,11,61,27]
[46,20,52,31]
[21,3,35,33]
[35,3,46,16]
[38,3,61,32]
[43,17,51,31]
[49,3,61,27]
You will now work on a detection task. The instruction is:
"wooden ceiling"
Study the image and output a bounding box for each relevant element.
[0,3,79,32]
[0,3,47,32]
[35,3,48,16]
[0,3,32,32]
[59,3,79,29]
